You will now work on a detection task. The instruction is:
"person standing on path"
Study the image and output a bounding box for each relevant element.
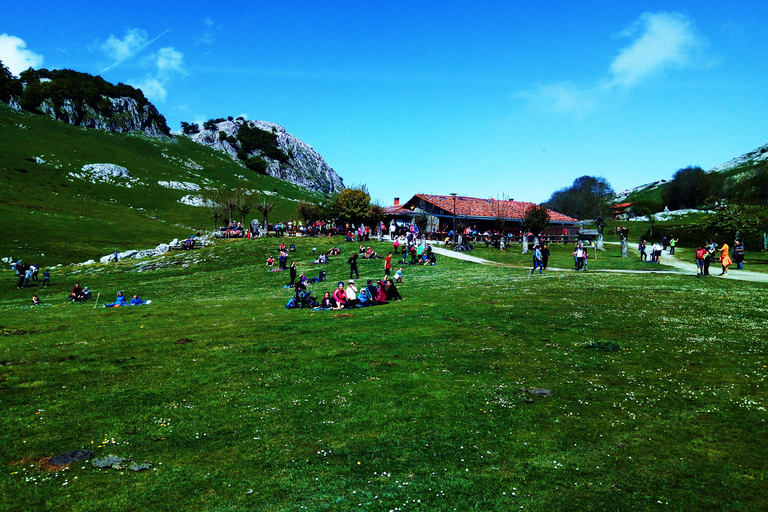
[719,241,732,276]
[695,245,707,277]
[348,253,359,279]
[704,240,717,276]
[639,240,648,262]
[669,237,679,255]
[541,244,550,269]
[531,245,543,274]
[733,239,745,270]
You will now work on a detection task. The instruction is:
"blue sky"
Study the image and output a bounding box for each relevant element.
[2,1,767,205]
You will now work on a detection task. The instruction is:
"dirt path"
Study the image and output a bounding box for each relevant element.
[431,245,768,283]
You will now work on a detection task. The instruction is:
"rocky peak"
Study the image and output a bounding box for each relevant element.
[187,118,344,194]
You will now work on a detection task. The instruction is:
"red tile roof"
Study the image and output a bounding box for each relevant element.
[390,194,578,223]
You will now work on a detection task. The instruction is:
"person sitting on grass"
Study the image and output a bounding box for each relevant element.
[365,279,378,302]
[68,283,86,301]
[266,255,275,268]
[294,280,308,308]
[345,279,358,308]
[104,291,127,307]
[32,294,40,306]
[332,282,346,309]
[318,291,332,310]
[385,279,403,301]
[394,268,403,283]
[130,295,150,305]
[375,280,388,305]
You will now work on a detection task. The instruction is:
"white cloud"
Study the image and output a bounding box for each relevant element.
[605,12,705,89]
[130,77,167,102]
[100,28,172,74]
[519,82,596,115]
[101,28,148,63]
[0,34,44,75]
[519,11,708,115]
[156,47,184,73]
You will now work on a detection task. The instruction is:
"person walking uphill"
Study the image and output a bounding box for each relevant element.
[348,253,359,279]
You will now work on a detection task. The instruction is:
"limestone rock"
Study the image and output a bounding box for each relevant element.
[187,119,344,194]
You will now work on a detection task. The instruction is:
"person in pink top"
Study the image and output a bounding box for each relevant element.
[332,282,346,309]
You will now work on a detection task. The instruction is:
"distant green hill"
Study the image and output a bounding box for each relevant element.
[0,105,326,267]
[618,141,768,209]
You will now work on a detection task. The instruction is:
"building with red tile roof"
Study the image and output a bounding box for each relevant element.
[386,194,577,224]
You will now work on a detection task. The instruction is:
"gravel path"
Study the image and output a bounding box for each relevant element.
[431,245,768,283]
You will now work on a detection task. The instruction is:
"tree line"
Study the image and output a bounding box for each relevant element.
[204,185,386,230]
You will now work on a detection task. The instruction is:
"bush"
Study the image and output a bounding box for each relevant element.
[245,156,268,174]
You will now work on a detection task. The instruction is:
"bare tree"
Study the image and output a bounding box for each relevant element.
[255,195,277,228]
[234,186,255,227]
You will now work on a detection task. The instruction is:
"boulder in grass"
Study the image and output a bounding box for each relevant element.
[49,449,94,466]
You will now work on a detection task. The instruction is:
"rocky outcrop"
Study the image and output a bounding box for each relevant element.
[187,119,345,194]
[708,141,768,173]
[0,67,170,137]
[35,96,169,137]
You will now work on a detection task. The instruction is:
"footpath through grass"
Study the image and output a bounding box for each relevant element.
[1,236,767,511]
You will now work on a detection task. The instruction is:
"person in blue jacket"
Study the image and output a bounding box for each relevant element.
[104,291,127,307]
[129,295,146,305]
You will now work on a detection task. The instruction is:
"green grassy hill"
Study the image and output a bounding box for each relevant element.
[0,105,325,266]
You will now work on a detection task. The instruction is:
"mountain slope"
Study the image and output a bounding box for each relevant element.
[0,105,326,266]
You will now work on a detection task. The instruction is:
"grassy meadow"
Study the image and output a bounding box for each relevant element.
[2,236,767,511]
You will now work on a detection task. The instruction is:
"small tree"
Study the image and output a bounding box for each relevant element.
[335,186,372,225]
[180,121,200,134]
[700,204,767,248]
[413,213,429,236]
[297,201,321,224]
[234,186,255,227]
[255,195,277,228]
[524,204,551,238]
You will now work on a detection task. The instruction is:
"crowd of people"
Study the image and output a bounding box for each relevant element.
[12,261,48,289]
[274,239,407,310]
[695,238,744,277]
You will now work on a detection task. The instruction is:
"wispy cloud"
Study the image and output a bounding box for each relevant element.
[0,33,44,75]
[131,77,167,102]
[196,17,217,45]
[100,28,172,73]
[128,46,186,103]
[605,12,705,89]
[520,12,709,114]
[518,82,596,115]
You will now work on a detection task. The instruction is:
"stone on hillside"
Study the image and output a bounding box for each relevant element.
[154,244,169,254]
[82,163,131,180]
[179,195,215,207]
[92,455,125,469]
[49,449,93,466]
[35,157,46,164]
[157,180,200,191]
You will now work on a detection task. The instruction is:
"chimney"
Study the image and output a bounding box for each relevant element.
[394,197,400,206]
